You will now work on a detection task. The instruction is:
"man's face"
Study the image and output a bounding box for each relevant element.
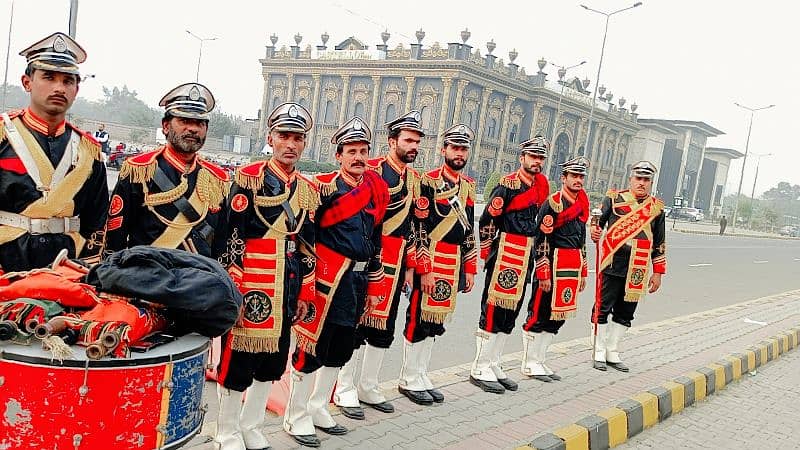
[561,172,585,193]
[388,129,421,163]
[519,153,545,175]
[268,130,306,169]
[629,175,653,198]
[441,143,469,171]
[163,116,208,154]
[21,70,79,118]
[336,142,370,178]
[99,124,105,131]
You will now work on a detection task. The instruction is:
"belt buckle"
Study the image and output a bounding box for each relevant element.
[29,218,45,235]
[286,240,297,254]
[352,261,367,272]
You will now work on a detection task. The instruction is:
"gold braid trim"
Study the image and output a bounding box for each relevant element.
[499,175,521,190]
[465,179,476,203]
[119,160,157,184]
[387,176,405,196]
[0,121,4,143]
[79,135,102,161]
[143,175,189,207]
[549,192,564,213]
[254,189,290,207]
[235,169,264,191]
[298,179,321,211]
[196,167,230,208]
[422,172,439,189]
[407,170,421,197]
[318,176,338,197]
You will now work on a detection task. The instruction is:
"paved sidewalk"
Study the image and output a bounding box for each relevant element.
[671,220,797,240]
[621,349,800,450]
[186,289,800,449]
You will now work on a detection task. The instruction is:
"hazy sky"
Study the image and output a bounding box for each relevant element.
[1,0,796,195]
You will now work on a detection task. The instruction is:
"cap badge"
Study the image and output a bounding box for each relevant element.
[53,35,67,53]
[413,111,421,121]
[353,119,362,130]
[458,125,466,133]
[189,85,201,101]
[289,105,298,118]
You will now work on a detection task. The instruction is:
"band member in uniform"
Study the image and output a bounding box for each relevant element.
[284,117,388,447]
[589,161,666,372]
[398,124,478,406]
[0,32,108,274]
[334,110,422,419]
[470,135,550,393]
[214,102,319,450]
[521,156,590,381]
[102,83,229,259]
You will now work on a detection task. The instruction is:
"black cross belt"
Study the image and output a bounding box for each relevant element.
[152,165,215,244]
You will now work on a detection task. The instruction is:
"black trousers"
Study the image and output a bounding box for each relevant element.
[478,257,528,334]
[217,310,292,392]
[353,264,406,349]
[403,272,447,343]
[292,322,356,374]
[592,273,638,327]
[521,280,566,334]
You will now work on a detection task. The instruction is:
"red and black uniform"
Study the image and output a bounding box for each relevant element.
[354,155,420,348]
[292,170,388,373]
[523,189,589,334]
[478,170,549,334]
[594,189,666,327]
[103,145,229,259]
[216,159,318,392]
[405,165,477,342]
[0,109,108,273]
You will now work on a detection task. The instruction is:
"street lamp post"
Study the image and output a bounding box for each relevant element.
[1,0,15,111]
[731,102,775,232]
[546,60,586,177]
[580,2,642,161]
[748,152,772,229]
[186,30,217,83]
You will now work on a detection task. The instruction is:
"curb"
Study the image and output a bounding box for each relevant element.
[518,327,800,450]
[673,228,799,240]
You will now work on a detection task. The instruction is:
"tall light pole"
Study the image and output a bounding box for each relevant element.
[68,0,79,38]
[186,30,217,82]
[546,59,586,178]
[731,102,775,232]
[580,2,642,163]
[748,152,772,229]
[1,0,15,111]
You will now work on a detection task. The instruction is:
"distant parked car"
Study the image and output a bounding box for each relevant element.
[669,207,704,222]
[779,225,798,236]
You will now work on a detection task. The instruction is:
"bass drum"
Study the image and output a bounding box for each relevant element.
[0,334,208,449]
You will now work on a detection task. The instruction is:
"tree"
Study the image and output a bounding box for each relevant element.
[482,172,502,201]
[208,111,243,139]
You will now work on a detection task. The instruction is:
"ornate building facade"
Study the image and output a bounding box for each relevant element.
[257,30,641,192]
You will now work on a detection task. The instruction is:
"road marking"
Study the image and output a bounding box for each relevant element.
[753,260,769,264]
[688,263,712,267]
[743,317,768,326]
[794,258,800,261]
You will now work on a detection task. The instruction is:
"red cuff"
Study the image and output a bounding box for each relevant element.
[465,257,477,275]
[653,261,666,274]
[536,264,551,281]
[405,250,416,269]
[299,276,316,302]
[581,262,588,278]
[416,256,432,274]
[367,279,386,297]
[480,246,489,261]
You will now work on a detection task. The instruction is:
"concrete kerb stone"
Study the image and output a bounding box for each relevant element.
[523,327,800,450]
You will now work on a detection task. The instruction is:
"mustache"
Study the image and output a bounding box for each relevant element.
[48,94,67,102]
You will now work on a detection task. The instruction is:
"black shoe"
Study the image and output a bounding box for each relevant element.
[469,376,506,394]
[316,423,348,435]
[607,361,630,372]
[497,377,519,391]
[290,434,321,448]
[398,386,434,405]
[427,388,445,403]
[531,374,552,383]
[362,400,395,413]
[340,406,365,420]
[548,373,562,381]
[246,446,272,450]
[593,361,608,371]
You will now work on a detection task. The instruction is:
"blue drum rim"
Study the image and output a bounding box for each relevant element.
[0,338,209,368]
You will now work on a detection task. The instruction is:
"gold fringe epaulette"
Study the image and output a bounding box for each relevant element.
[406,168,422,197]
[235,161,268,191]
[196,167,230,208]
[421,169,441,189]
[314,172,339,197]
[79,135,102,161]
[297,175,321,211]
[119,150,160,183]
[499,174,521,190]
[548,191,564,213]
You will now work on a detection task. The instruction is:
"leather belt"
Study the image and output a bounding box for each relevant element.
[352,261,368,272]
[0,211,80,234]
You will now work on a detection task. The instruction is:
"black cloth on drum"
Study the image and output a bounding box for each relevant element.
[86,246,242,336]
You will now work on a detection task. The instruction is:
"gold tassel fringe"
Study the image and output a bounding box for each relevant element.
[79,135,102,161]
[624,293,641,302]
[235,169,264,191]
[499,176,521,190]
[487,296,521,310]
[298,180,321,211]
[318,178,337,197]
[550,310,576,321]
[230,334,279,353]
[420,310,449,324]
[295,335,318,356]
[119,160,156,183]
[359,315,388,330]
[196,168,229,208]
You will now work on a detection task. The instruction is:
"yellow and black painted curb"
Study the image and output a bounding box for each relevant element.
[518,327,800,450]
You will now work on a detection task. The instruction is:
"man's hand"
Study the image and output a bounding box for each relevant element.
[579,277,587,292]
[590,226,602,243]
[420,272,435,295]
[235,308,245,327]
[539,278,552,293]
[648,273,662,294]
[463,273,475,293]
[293,299,310,324]
[403,268,415,293]
[364,295,382,315]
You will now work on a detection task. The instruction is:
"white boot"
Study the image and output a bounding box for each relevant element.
[334,347,361,408]
[606,322,630,371]
[470,333,498,382]
[358,344,388,405]
[538,332,560,380]
[592,323,609,370]
[491,332,518,390]
[520,332,549,380]
[215,386,246,450]
[420,337,435,390]
[240,381,271,450]
[309,367,344,431]
[283,369,316,437]
[398,339,426,391]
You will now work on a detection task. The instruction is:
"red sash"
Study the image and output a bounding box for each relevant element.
[420,241,460,324]
[505,173,549,213]
[294,242,350,355]
[554,189,590,229]
[485,232,534,310]
[550,248,582,320]
[361,235,405,330]
[319,171,388,228]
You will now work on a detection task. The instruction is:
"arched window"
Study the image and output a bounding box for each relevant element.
[385,104,397,122]
[503,163,512,173]
[420,106,432,130]
[578,145,585,156]
[509,124,518,143]
[481,159,491,175]
[324,100,336,125]
[298,97,308,109]
[487,118,497,138]
[354,102,365,119]
[272,96,281,110]
[465,111,473,127]
[549,133,571,181]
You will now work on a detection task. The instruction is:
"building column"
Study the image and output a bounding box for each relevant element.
[470,87,493,174]
[451,80,470,125]
[257,75,272,148]
[530,103,544,137]
[338,75,351,125]
[690,145,707,207]
[434,77,454,151]
[590,126,606,189]
[286,73,295,100]
[369,76,382,134]
[403,76,416,112]
[675,132,691,199]
[607,134,622,189]
[497,95,515,162]
[309,74,322,161]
